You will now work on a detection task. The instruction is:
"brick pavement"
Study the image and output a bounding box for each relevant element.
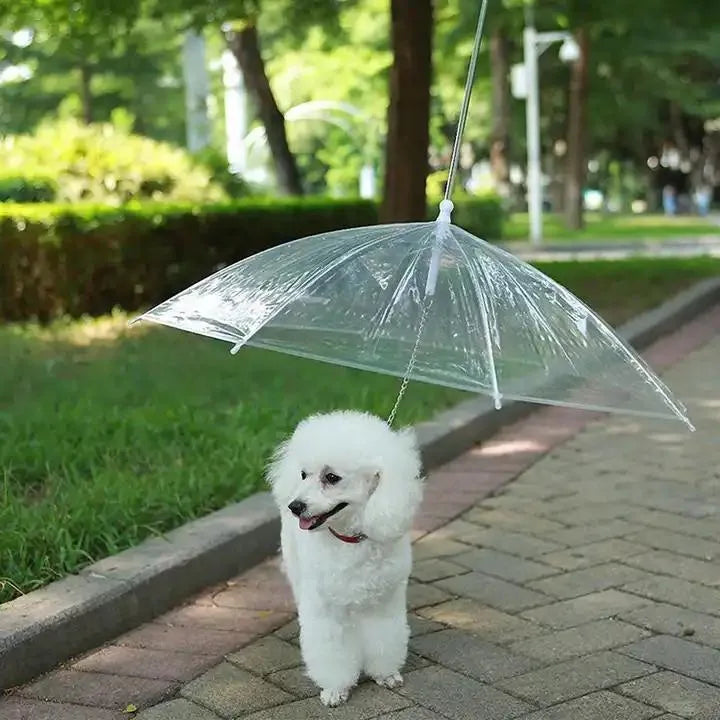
[3,306,720,720]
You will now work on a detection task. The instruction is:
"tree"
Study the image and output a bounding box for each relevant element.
[0,0,142,127]
[488,28,512,194]
[534,0,720,227]
[148,0,347,195]
[120,0,306,194]
[225,17,302,194]
[563,27,588,229]
[483,0,526,195]
[260,0,389,196]
[0,1,187,143]
[0,20,186,143]
[4,0,346,195]
[380,0,433,222]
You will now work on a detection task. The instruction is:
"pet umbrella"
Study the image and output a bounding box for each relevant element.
[131,2,693,431]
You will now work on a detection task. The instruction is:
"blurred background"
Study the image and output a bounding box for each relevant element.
[0,0,718,224]
[2,0,720,604]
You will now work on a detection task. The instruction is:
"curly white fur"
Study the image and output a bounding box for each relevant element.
[267,411,424,706]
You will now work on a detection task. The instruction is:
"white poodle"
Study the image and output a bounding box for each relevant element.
[267,410,424,707]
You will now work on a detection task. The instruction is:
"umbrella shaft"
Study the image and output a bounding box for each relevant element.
[425,242,442,296]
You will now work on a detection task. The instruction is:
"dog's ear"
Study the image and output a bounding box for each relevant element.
[361,427,423,543]
[266,438,294,508]
[266,439,288,486]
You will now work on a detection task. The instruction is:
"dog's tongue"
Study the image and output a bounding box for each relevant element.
[299,516,318,530]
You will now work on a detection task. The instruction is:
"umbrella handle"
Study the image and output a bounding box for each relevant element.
[425,200,454,297]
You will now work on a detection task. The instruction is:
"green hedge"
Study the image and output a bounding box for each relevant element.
[450,196,503,240]
[0,176,56,203]
[0,196,502,322]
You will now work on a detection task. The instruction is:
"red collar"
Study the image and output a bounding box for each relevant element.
[328,527,367,544]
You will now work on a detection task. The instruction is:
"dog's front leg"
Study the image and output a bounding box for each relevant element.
[298,600,361,706]
[360,583,409,688]
[279,519,301,607]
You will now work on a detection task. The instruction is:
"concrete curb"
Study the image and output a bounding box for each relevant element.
[3,276,720,690]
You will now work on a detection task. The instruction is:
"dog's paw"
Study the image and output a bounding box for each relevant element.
[373,672,403,689]
[320,688,350,707]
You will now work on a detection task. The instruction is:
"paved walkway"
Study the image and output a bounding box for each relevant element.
[3,307,720,720]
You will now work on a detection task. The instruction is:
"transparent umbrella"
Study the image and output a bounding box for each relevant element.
[131,201,692,429]
[130,1,692,431]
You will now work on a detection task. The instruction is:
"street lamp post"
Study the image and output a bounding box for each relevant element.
[222,49,249,176]
[182,30,211,153]
[517,21,580,246]
[523,24,542,247]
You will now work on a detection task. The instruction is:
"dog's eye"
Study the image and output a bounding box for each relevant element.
[324,472,342,485]
[301,470,307,480]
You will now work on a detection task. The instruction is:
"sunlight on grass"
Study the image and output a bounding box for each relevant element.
[504,213,720,242]
[9,309,140,346]
[0,319,465,604]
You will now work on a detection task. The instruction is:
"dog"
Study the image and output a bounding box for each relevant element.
[267,410,424,706]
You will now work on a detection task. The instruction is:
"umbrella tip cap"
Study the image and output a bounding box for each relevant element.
[436,199,454,224]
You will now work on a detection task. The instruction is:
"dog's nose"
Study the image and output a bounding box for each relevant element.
[288,500,307,517]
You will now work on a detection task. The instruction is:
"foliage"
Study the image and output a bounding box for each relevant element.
[194,147,258,197]
[0,173,56,202]
[264,0,389,187]
[0,119,224,204]
[0,18,186,142]
[0,194,502,321]
[0,198,378,321]
[450,195,504,240]
[4,0,719,205]
[3,254,719,603]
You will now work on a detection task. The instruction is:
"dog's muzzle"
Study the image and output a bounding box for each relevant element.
[288,501,348,531]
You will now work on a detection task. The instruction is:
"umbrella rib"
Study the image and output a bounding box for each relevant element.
[366,226,434,343]
[453,228,572,362]
[457,227,690,426]
[551,282,693,425]
[234,224,414,353]
[506,278,577,368]
[134,222,419,329]
[451,234,502,409]
[470,236,578,369]
[495,257,684,418]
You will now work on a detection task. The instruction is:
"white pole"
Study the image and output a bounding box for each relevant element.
[359,164,376,199]
[182,30,211,152]
[222,49,248,174]
[524,24,543,246]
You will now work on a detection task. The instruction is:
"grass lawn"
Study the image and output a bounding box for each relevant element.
[2,256,719,604]
[503,212,720,243]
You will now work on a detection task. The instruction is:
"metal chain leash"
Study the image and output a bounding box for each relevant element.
[386,0,490,427]
[386,295,434,427]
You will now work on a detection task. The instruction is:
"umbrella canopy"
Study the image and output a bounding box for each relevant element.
[131,1,692,431]
[131,212,692,429]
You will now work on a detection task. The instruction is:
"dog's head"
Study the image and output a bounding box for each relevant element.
[267,411,422,540]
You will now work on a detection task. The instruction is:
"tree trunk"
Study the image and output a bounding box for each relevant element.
[79,64,92,124]
[563,28,589,230]
[489,29,511,194]
[380,0,433,222]
[227,22,303,196]
[669,101,690,157]
[669,101,704,190]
